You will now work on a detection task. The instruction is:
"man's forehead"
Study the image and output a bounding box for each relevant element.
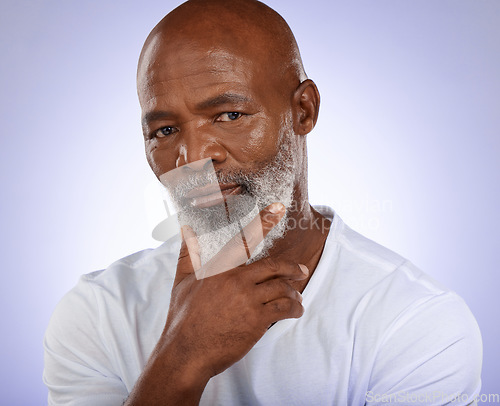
[139,33,254,82]
[137,37,270,110]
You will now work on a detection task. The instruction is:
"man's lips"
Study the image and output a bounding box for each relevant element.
[186,183,243,208]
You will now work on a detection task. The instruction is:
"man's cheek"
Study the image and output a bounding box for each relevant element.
[147,146,176,177]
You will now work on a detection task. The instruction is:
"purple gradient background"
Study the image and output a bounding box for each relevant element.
[1,0,498,403]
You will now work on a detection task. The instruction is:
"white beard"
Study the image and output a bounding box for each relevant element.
[165,134,296,266]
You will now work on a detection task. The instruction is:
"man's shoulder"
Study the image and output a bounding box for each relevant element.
[313,207,482,400]
[83,235,181,290]
[316,205,407,272]
[49,236,181,326]
[317,206,463,325]
[45,236,181,344]
[318,207,441,295]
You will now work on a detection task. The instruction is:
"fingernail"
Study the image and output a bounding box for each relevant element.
[298,264,309,276]
[268,202,284,214]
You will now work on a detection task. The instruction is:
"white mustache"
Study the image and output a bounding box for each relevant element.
[170,170,252,201]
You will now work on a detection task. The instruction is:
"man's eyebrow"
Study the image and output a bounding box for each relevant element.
[142,93,254,127]
[196,93,254,110]
[142,110,174,127]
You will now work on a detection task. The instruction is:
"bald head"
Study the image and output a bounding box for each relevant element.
[137,0,307,97]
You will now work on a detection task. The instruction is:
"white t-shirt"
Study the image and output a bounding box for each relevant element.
[43,206,482,405]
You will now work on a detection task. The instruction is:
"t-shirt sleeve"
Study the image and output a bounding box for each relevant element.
[43,276,129,406]
[366,292,482,406]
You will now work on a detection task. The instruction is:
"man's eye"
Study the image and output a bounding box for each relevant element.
[217,112,242,122]
[154,126,177,138]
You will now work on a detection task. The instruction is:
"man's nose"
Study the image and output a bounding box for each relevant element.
[175,128,227,169]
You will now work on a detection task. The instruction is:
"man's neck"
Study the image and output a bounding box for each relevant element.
[268,202,331,293]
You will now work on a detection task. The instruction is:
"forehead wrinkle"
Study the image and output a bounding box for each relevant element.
[139,79,253,106]
[138,48,253,97]
[141,67,246,90]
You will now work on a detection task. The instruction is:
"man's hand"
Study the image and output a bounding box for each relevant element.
[125,203,309,405]
[167,202,308,378]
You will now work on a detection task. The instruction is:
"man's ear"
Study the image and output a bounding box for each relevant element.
[292,79,320,136]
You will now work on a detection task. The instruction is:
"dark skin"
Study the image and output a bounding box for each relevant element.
[126,0,329,404]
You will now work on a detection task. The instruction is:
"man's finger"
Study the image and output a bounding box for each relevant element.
[255,202,287,244]
[243,202,286,257]
[255,278,303,304]
[263,297,305,325]
[250,258,309,284]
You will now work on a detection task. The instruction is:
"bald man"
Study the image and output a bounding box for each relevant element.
[43,1,482,405]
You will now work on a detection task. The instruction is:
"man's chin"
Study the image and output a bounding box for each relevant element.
[179,197,288,268]
[178,193,258,236]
